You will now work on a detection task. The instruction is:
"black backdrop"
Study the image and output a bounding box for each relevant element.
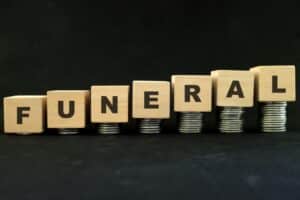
[0,0,298,132]
[0,1,300,199]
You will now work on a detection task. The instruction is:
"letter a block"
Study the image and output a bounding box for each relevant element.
[47,90,89,128]
[172,75,212,112]
[132,81,170,119]
[91,85,129,123]
[211,70,254,107]
[3,95,46,134]
[250,65,296,102]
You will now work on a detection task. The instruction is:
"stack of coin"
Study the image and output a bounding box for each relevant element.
[58,128,79,135]
[178,112,203,134]
[98,123,120,134]
[219,107,244,133]
[261,102,287,132]
[139,119,161,134]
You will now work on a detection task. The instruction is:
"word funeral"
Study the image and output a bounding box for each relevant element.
[3,66,296,135]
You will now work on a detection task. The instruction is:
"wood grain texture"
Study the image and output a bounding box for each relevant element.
[250,65,296,102]
[3,95,46,134]
[91,85,129,123]
[172,75,212,112]
[47,90,89,128]
[211,70,254,107]
[132,81,170,119]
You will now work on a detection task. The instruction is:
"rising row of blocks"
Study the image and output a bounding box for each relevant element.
[3,65,296,135]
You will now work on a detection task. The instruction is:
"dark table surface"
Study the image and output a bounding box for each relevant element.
[0,132,300,200]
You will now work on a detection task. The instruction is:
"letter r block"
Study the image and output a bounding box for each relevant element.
[172,75,212,112]
[3,95,46,134]
[211,70,254,107]
[47,90,89,128]
[132,81,170,119]
[91,85,129,123]
[250,65,296,102]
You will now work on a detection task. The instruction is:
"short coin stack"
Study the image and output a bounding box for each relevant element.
[219,107,244,133]
[139,119,161,134]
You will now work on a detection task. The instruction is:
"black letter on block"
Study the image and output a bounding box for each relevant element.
[272,75,286,93]
[144,91,159,109]
[58,101,75,118]
[185,85,201,102]
[226,80,244,98]
[101,96,118,113]
[17,107,30,124]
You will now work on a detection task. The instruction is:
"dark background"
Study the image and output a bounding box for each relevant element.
[0,0,299,199]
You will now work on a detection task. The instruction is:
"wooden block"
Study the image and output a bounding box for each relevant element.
[47,90,89,128]
[132,81,170,119]
[171,75,212,112]
[211,70,254,107]
[3,95,46,134]
[250,65,296,102]
[91,85,129,123]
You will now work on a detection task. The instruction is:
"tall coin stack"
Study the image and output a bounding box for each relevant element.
[178,112,203,133]
[261,102,287,132]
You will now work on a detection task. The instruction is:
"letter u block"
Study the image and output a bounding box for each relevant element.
[132,81,170,119]
[211,70,254,107]
[3,95,46,134]
[171,75,212,112]
[91,85,129,123]
[47,90,89,128]
[250,65,296,102]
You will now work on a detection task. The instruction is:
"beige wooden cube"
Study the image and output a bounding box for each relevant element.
[171,75,212,112]
[250,65,296,102]
[132,81,170,119]
[211,70,254,107]
[3,95,46,134]
[91,85,129,123]
[47,90,89,128]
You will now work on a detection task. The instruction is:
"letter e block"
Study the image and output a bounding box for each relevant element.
[132,81,170,119]
[172,75,212,112]
[211,70,254,107]
[4,95,46,134]
[91,85,129,123]
[47,90,89,128]
[250,65,296,102]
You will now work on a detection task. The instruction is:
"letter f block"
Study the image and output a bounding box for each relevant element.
[47,90,89,129]
[4,95,46,134]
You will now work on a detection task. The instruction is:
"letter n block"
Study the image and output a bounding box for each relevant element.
[250,65,296,102]
[47,90,89,128]
[132,81,170,119]
[91,85,129,123]
[171,75,212,112]
[3,95,46,134]
[211,70,254,107]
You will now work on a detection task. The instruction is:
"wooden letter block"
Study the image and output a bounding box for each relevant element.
[47,90,89,128]
[91,85,129,123]
[250,65,296,102]
[132,81,170,119]
[211,70,254,107]
[172,75,212,112]
[3,95,46,134]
